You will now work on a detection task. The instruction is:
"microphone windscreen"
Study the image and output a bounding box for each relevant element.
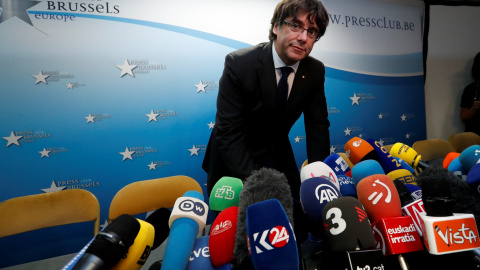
[234,168,293,266]
[393,179,414,207]
[300,161,340,190]
[356,174,402,223]
[148,260,162,270]
[145,208,171,250]
[389,143,421,169]
[366,139,404,174]
[322,197,376,252]
[393,157,415,174]
[459,145,480,172]
[209,206,238,267]
[338,175,357,197]
[86,214,140,268]
[300,177,341,224]
[443,152,460,169]
[246,199,298,270]
[417,167,454,216]
[447,157,468,180]
[387,169,417,185]
[351,160,385,186]
[323,153,351,176]
[187,236,215,270]
[209,177,243,211]
[405,184,422,201]
[467,163,480,195]
[344,137,377,165]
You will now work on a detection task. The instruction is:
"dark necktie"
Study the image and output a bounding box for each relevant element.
[277,66,293,110]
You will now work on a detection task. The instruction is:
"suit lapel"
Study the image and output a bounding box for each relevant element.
[258,42,278,114]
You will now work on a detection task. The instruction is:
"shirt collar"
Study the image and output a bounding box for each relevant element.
[272,41,299,73]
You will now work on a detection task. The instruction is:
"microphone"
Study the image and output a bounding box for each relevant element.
[209,176,243,212]
[459,145,480,172]
[323,153,351,177]
[64,214,140,270]
[111,219,155,270]
[389,143,429,170]
[366,139,406,174]
[209,206,238,267]
[405,184,422,201]
[187,236,215,270]
[321,197,383,270]
[443,152,460,169]
[350,160,385,186]
[300,177,341,237]
[393,157,416,175]
[394,179,426,237]
[418,169,480,254]
[344,137,380,165]
[300,161,340,190]
[145,208,171,250]
[246,198,298,270]
[467,163,480,197]
[387,169,417,185]
[447,156,468,180]
[357,175,423,269]
[234,168,294,267]
[338,175,357,198]
[161,190,209,270]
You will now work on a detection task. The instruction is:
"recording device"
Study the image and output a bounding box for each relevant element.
[337,174,357,198]
[394,179,426,236]
[443,152,460,169]
[209,206,238,267]
[389,143,429,170]
[366,139,405,174]
[350,159,385,186]
[459,145,480,172]
[246,199,298,270]
[344,137,380,165]
[209,176,243,212]
[324,153,351,177]
[300,161,340,190]
[161,190,209,270]
[187,236,215,270]
[145,208,171,250]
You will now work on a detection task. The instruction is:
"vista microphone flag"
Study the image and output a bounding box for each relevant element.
[351,160,385,186]
[389,143,428,170]
[209,206,238,267]
[209,176,243,212]
[419,171,480,255]
[300,161,340,190]
[246,199,299,270]
[65,214,140,270]
[324,153,351,177]
[344,137,380,165]
[459,145,480,172]
[187,236,215,270]
[162,190,209,270]
[111,219,155,270]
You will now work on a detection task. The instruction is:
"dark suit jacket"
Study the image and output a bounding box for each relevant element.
[202,41,330,199]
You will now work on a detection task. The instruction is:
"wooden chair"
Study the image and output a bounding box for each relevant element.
[108,175,202,222]
[448,132,480,153]
[0,189,100,238]
[412,138,456,162]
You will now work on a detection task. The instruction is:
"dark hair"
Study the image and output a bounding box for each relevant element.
[472,51,480,81]
[269,0,329,42]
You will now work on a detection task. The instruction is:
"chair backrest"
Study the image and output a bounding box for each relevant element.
[448,132,480,153]
[0,189,100,238]
[108,175,202,222]
[412,138,456,162]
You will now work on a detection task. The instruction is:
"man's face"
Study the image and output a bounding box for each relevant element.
[273,12,318,66]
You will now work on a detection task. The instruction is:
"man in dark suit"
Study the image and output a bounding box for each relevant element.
[203,0,330,200]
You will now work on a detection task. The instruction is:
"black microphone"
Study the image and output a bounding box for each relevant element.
[71,214,140,270]
[234,168,295,268]
[145,208,171,250]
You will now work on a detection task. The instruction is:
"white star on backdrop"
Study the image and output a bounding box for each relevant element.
[39,148,51,158]
[378,113,383,119]
[207,121,215,129]
[146,110,159,122]
[120,147,135,161]
[344,127,351,136]
[330,145,336,154]
[3,131,23,147]
[378,139,385,147]
[116,59,137,77]
[294,136,300,143]
[66,83,74,89]
[41,181,66,193]
[148,162,157,170]
[33,71,49,84]
[195,81,207,93]
[406,133,410,139]
[85,114,96,123]
[350,93,360,106]
[188,145,200,156]
[401,114,407,121]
